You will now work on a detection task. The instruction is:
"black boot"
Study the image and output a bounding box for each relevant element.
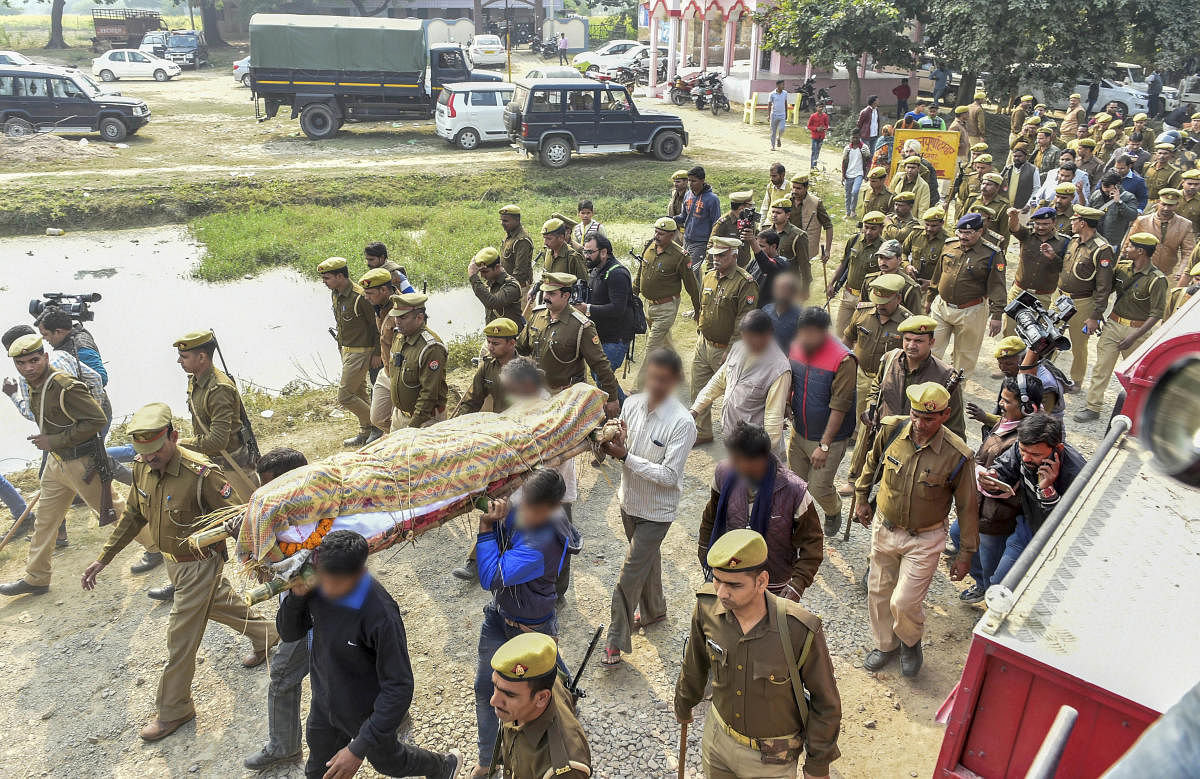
[0,579,49,597]
[147,583,176,601]
[863,647,898,672]
[900,640,923,677]
[823,513,841,537]
[130,551,163,574]
[451,559,477,582]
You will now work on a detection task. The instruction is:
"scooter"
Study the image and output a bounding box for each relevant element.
[669,72,700,105]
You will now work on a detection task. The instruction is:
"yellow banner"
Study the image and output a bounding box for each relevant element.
[890,129,961,181]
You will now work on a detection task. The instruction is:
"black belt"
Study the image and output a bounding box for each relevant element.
[55,440,101,461]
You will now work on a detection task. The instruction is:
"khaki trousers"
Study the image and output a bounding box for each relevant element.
[158,554,278,721]
[1085,319,1149,412]
[690,339,729,439]
[1061,296,1092,386]
[338,348,374,431]
[931,296,989,373]
[834,288,859,345]
[637,296,680,389]
[27,454,157,587]
[1002,285,1052,337]
[854,367,873,418]
[787,435,849,518]
[370,369,393,433]
[868,519,946,650]
[605,511,670,653]
[702,706,798,779]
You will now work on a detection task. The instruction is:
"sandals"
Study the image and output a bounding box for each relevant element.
[600,648,622,669]
[633,612,667,630]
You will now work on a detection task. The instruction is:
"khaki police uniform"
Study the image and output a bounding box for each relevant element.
[517,306,620,402]
[883,212,920,245]
[1176,191,1200,237]
[458,355,510,416]
[862,269,922,315]
[180,365,256,500]
[1003,226,1070,336]
[1083,260,1168,413]
[324,261,380,434]
[389,327,448,429]
[1145,163,1182,205]
[361,270,398,434]
[502,226,536,290]
[929,236,1007,373]
[858,187,894,221]
[843,303,912,418]
[691,264,759,440]
[495,678,591,779]
[546,244,588,281]
[962,194,1012,247]
[471,269,523,326]
[834,232,884,338]
[904,228,948,287]
[710,212,754,268]
[953,170,983,217]
[1057,231,1116,385]
[635,231,702,368]
[98,409,276,723]
[790,191,835,289]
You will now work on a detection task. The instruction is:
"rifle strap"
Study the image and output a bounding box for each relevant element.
[775,595,813,732]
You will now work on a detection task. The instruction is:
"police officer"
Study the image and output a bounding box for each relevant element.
[457,319,520,416]
[844,274,913,418]
[963,172,1012,248]
[469,247,524,326]
[669,169,690,218]
[1057,204,1116,389]
[172,330,256,501]
[768,197,807,266]
[82,402,278,742]
[883,191,919,244]
[828,211,886,338]
[710,190,756,268]
[691,238,759,444]
[318,256,382,447]
[1076,232,1168,422]
[388,292,448,429]
[674,529,842,779]
[953,153,993,217]
[1145,143,1183,205]
[635,218,700,386]
[903,207,949,289]
[790,172,836,275]
[859,167,894,219]
[1050,183,1077,232]
[946,142,987,210]
[1177,169,1200,236]
[928,213,1006,373]
[541,218,588,281]
[500,205,535,291]
[358,267,398,435]
[863,240,922,314]
[855,383,977,677]
[517,273,621,417]
[1002,205,1070,335]
[487,633,591,779]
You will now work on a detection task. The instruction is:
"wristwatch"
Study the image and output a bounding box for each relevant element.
[819,442,830,452]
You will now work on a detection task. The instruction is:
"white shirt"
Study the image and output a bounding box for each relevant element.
[617,392,696,522]
[10,349,105,422]
[869,107,879,136]
[1027,170,1090,208]
[690,354,790,451]
[844,143,865,179]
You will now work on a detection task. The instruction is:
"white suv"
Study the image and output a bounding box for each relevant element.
[435,81,516,150]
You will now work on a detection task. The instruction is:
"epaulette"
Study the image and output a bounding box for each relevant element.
[944,237,961,246]
[880,413,908,428]
[697,582,717,598]
[735,266,755,282]
[178,446,218,471]
[980,238,1002,253]
[49,372,83,390]
[779,598,823,633]
[420,330,437,344]
[571,309,592,326]
[531,303,548,312]
[945,430,974,457]
[856,301,875,310]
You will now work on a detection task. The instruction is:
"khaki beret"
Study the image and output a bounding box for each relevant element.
[706,528,768,572]
[770,197,793,211]
[861,210,886,226]
[359,268,393,289]
[1094,112,1112,123]
[975,153,994,164]
[1127,232,1159,249]
[491,632,558,681]
[1192,113,1200,121]
[1035,103,1047,110]
[1024,116,1042,126]
[898,315,937,334]
[653,216,678,231]
[906,381,950,413]
[483,318,520,338]
[707,236,743,254]
[867,166,888,179]
[1133,113,1148,122]
[994,336,1027,359]
[790,172,810,184]
[1055,182,1078,196]
[389,292,428,315]
[970,142,989,152]
[1077,138,1097,148]
[498,204,521,215]
[1158,188,1182,205]
[472,247,502,267]
[868,273,906,303]
[954,105,969,115]
[539,272,577,292]
[902,155,922,166]
[541,218,566,234]
[1069,93,1082,100]
[1072,204,1104,220]
[7,333,43,358]
[974,91,986,100]
[173,330,215,351]
[1102,129,1117,140]
[671,169,689,180]
[316,257,348,274]
[922,207,946,222]
[893,191,916,203]
[981,172,1004,185]
[1155,142,1176,151]
[1109,119,1124,129]
[1181,169,1200,180]
[729,190,754,205]
[1020,94,1034,102]
[1012,141,1030,151]
[127,402,173,455]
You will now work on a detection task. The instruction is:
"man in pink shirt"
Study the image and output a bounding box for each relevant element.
[807,104,830,170]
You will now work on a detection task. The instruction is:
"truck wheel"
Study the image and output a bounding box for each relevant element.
[456,127,481,150]
[652,131,683,161]
[539,136,571,168]
[153,69,168,82]
[3,117,34,138]
[99,70,116,82]
[300,104,339,140]
[98,117,127,142]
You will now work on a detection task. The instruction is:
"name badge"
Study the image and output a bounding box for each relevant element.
[705,638,726,660]
[886,454,901,467]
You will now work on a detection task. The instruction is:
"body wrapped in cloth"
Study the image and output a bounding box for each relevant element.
[206,384,607,601]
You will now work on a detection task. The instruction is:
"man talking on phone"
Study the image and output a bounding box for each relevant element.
[978,413,1085,586]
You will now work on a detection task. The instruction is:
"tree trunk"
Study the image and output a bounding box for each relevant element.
[46,0,68,50]
[957,72,978,107]
[846,58,862,112]
[473,0,484,34]
[201,0,228,47]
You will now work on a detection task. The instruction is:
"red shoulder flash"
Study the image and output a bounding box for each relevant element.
[219,482,233,498]
[428,360,440,371]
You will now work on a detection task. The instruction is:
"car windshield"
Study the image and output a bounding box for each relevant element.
[3,52,33,65]
[475,36,501,46]
[71,74,103,96]
[168,34,196,47]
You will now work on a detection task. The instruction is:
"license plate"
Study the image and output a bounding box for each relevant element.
[485,50,497,54]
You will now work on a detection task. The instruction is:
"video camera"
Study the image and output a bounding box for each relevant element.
[28,292,102,323]
[1005,291,1076,357]
[737,206,761,233]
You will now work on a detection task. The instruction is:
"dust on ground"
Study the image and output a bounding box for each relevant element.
[0,134,116,165]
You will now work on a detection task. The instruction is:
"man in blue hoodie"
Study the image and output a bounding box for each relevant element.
[472,467,577,779]
[675,165,722,285]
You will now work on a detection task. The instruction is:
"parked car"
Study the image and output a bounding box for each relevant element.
[139,30,169,59]
[0,51,34,67]
[571,39,639,71]
[92,49,181,82]
[467,34,506,68]
[0,63,150,141]
[522,65,587,80]
[594,44,669,77]
[233,55,250,87]
[164,29,207,68]
[504,78,686,168]
[436,81,516,149]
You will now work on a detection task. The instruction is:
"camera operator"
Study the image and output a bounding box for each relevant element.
[969,337,1067,423]
[708,191,755,269]
[577,235,632,404]
[35,307,107,387]
[745,228,790,307]
[980,413,1085,586]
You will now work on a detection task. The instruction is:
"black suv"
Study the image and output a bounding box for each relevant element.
[504,78,686,168]
[0,64,150,141]
[165,30,208,68]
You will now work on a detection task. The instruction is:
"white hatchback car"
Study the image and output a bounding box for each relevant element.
[468,35,506,68]
[92,49,182,82]
[435,81,516,150]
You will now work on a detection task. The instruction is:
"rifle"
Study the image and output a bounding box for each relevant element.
[211,330,261,468]
[83,436,117,526]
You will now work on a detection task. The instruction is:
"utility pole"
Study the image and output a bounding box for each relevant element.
[187,0,195,30]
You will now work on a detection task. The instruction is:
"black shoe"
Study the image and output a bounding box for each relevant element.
[863,647,898,672]
[147,584,176,601]
[437,749,462,779]
[131,551,163,574]
[1073,408,1100,422]
[859,566,869,591]
[55,532,69,548]
[10,511,35,539]
[243,745,301,771]
[451,559,477,582]
[823,513,842,537]
[900,641,923,677]
[343,430,370,447]
[959,583,986,604]
[0,579,49,597]
[364,427,383,444]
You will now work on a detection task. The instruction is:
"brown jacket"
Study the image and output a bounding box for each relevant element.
[1121,212,1195,280]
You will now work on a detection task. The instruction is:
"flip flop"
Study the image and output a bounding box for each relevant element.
[634,613,667,630]
[600,648,621,669]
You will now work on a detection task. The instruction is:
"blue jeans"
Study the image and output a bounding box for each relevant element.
[810,138,824,168]
[990,516,1035,586]
[598,341,628,404]
[474,603,566,766]
[0,474,27,521]
[843,175,863,216]
[949,520,1009,588]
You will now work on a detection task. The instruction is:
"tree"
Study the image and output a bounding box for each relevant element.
[754,0,914,111]
[199,0,228,47]
[1129,0,1200,71]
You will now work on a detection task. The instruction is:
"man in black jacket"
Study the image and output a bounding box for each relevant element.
[977,413,1085,587]
[579,234,632,403]
[277,530,461,779]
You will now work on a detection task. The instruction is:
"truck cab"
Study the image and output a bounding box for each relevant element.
[428,43,500,96]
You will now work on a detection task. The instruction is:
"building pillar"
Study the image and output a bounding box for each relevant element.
[666,14,679,85]
[722,16,734,76]
[699,16,709,70]
[649,15,660,91]
[749,22,759,80]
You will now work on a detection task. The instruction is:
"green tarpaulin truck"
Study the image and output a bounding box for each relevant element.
[248,14,502,140]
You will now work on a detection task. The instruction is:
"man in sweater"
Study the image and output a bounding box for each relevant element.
[277,530,461,779]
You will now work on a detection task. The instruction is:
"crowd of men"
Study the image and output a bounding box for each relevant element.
[2,90,1198,779]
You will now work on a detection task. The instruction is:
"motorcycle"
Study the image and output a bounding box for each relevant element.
[530,38,558,59]
[692,73,728,114]
[669,72,699,105]
[608,66,638,90]
[798,76,835,111]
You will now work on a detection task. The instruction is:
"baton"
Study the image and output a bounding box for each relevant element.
[678,721,688,779]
